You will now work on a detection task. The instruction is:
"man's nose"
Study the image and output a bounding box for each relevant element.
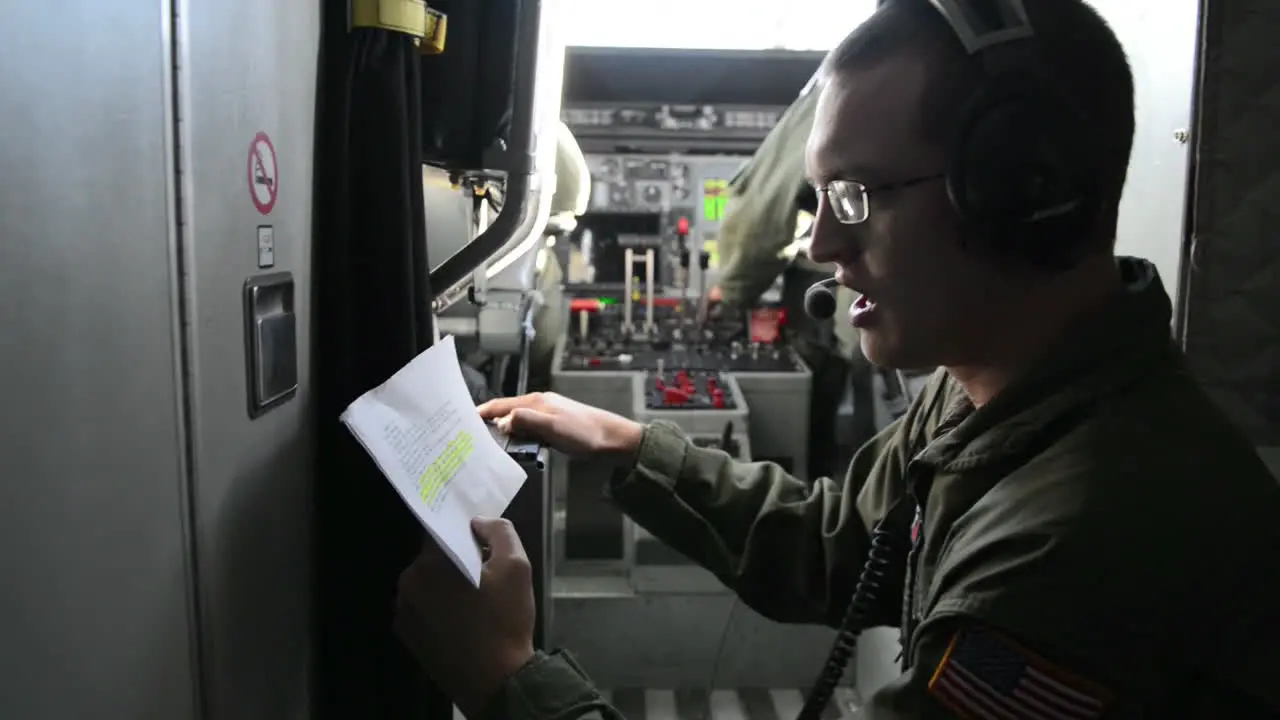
[807,196,846,265]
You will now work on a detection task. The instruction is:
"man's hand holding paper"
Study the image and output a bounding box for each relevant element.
[339,335,528,586]
[394,517,537,717]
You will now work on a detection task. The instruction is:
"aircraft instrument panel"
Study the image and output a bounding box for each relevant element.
[584,152,745,239]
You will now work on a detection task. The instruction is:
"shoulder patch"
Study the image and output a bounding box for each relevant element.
[928,625,1112,719]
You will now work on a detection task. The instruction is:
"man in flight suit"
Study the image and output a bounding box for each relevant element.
[393,1,1280,717]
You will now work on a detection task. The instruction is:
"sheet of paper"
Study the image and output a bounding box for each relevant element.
[340,335,527,586]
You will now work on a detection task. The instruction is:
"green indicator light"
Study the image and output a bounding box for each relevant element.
[703,179,729,221]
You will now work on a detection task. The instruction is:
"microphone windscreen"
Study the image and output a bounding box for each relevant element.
[804,283,837,320]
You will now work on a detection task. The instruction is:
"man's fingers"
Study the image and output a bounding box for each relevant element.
[476,396,524,419]
[477,393,550,420]
[499,407,555,438]
[471,517,524,559]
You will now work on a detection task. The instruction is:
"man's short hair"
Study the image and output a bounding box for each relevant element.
[823,0,1135,240]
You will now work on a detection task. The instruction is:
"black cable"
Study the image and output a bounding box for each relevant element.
[796,522,900,720]
[701,418,903,717]
[706,419,742,695]
[705,597,742,696]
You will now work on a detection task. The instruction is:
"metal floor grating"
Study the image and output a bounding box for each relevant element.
[454,687,861,720]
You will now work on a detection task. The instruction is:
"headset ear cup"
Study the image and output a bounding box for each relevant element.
[951,97,1061,221]
[947,87,1012,224]
[946,80,1091,266]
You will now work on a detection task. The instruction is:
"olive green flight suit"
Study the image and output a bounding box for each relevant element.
[479,257,1280,719]
[715,83,816,308]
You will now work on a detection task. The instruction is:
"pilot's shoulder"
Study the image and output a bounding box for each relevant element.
[953,365,1278,564]
[1062,363,1274,507]
[933,373,1280,710]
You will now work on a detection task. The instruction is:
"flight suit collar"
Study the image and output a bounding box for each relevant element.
[918,256,1175,471]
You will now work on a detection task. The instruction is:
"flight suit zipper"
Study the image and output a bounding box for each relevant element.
[897,399,972,669]
[899,455,934,670]
[899,502,923,671]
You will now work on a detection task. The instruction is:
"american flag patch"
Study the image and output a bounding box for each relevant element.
[927,625,1110,720]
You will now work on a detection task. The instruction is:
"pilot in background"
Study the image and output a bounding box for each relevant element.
[395,0,1280,717]
[712,76,879,477]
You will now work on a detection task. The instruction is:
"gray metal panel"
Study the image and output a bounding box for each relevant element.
[1104,0,1200,297]
[178,0,318,717]
[424,166,476,277]
[0,3,199,720]
[1181,0,1280,446]
[733,367,811,481]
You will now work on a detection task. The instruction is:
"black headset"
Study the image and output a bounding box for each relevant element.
[804,0,1096,318]
[930,0,1096,265]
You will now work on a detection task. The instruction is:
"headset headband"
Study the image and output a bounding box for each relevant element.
[927,0,1034,55]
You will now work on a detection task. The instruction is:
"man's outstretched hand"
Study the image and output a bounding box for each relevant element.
[476,392,644,457]
[395,518,537,717]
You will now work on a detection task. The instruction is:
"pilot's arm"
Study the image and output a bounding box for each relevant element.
[465,415,910,720]
[471,375,963,720]
[608,368,960,626]
[473,381,951,720]
[716,86,820,310]
[609,411,903,626]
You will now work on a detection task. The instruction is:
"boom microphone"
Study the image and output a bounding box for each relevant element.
[803,277,840,320]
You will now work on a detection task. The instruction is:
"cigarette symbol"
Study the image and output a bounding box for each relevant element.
[252,144,274,190]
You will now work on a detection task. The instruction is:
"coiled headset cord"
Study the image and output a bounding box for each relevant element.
[710,371,916,719]
[796,521,900,720]
[702,537,895,720]
[798,370,917,720]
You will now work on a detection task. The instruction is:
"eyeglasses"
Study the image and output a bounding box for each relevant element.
[815,174,945,224]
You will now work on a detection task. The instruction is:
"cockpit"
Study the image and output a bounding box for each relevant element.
[5,0,1275,717]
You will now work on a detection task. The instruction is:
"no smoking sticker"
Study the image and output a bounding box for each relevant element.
[247,131,278,215]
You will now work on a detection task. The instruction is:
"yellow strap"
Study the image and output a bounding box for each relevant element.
[351,0,447,53]
[422,9,447,54]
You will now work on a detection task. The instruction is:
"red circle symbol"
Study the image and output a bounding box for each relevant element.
[246,131,278,215]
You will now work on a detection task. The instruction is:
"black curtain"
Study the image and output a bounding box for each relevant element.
[313,4,443,718]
